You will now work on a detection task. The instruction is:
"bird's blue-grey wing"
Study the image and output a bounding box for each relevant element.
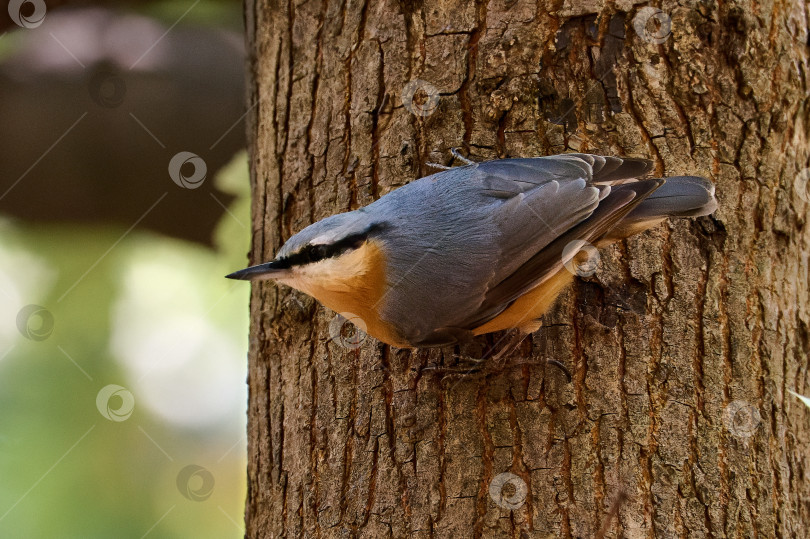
[446,155,658,331]
[376,154,655,346]
[457,177,664,330]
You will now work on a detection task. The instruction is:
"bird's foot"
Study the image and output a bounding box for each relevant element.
[421,329,572,382]
[450,147,476,165]
[425,162,452,170]
[425,148,477,172]
[422,354,487,375]
[546,359,573,382]
[422,352,572,383]
[422,330,526,377]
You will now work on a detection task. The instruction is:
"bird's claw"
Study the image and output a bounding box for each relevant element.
[546,359,573,382]
[426,149,476,172]
[422,355,573,383]
[450,147,475,165]
[422,354,486,375]
[425,162,452,170]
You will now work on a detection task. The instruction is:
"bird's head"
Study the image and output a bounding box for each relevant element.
[226,211,385,293]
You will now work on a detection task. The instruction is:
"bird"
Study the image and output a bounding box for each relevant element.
[227,153,717,354]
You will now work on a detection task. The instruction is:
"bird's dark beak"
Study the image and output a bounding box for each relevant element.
[225,260,290,281]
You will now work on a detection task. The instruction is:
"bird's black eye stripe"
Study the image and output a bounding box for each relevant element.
[279,223,386,267]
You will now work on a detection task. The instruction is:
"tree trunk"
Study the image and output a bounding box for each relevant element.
[243,0,810,536]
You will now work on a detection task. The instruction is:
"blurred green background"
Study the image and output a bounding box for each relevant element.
[0,1,251,537]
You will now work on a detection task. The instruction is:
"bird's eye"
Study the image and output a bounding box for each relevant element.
[286,233,372,267]
[306,244,330,262]
[314,245,329,259]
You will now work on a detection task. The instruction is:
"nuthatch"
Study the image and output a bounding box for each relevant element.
[227,153,717,351]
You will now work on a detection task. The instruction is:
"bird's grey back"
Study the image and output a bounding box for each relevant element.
[363,154,714,347]
[366,156,607,345]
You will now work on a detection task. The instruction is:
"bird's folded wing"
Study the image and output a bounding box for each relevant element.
[453,155,658,330]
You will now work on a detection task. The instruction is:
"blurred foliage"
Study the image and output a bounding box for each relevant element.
[0,27,25,60]
[139,0,243,30]
[0,151,251,538]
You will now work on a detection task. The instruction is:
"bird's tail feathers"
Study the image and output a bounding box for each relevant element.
[624,175,717,221]
[597,176,717,244]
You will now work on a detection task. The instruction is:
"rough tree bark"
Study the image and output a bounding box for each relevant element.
[243,0,810,536]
